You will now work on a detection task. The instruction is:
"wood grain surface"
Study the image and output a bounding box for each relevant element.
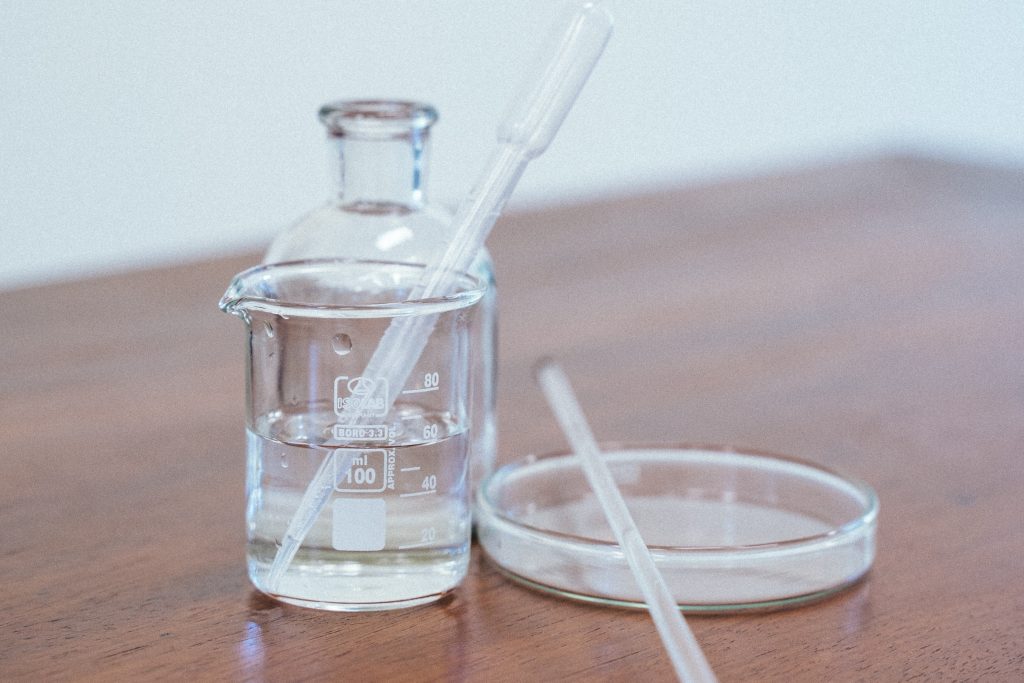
[2,156,1022,681]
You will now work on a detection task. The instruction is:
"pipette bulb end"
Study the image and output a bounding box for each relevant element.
[580,0,615,29]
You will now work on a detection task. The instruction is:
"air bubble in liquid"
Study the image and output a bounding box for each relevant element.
[331,333,353,356]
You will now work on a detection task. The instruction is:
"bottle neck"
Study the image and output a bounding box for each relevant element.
[330,133,429,212]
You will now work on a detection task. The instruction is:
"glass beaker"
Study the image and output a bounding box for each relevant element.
[220,258,485,611]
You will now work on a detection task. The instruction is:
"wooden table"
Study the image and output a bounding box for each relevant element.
[3,156,1022,681]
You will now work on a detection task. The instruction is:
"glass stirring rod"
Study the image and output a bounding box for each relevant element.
[536,359,718,683]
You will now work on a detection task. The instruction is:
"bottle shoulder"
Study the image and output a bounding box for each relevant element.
[265,202,494,282]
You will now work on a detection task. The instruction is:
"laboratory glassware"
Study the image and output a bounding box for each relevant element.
[477,444,878,611]
[264,100,498,497]
[220,258,485,611]
[257,0,612,592]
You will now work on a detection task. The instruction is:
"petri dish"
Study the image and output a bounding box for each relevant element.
[476,444,878,612]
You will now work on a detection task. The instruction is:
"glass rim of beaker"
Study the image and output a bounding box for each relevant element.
[219,257,486,320]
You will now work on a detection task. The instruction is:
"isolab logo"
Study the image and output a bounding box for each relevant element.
[334,375,389,417]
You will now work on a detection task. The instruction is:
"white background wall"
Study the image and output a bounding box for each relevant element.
[2,1,1022,290]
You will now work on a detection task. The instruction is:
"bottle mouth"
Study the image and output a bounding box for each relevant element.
[319,100,438,138]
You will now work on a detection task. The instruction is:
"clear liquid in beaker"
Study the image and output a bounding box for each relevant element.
[245,408,470,611]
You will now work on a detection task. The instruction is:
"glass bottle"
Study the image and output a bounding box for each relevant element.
[265,100,498,498]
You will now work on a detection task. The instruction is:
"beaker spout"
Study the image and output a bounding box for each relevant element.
[218,281,249,319]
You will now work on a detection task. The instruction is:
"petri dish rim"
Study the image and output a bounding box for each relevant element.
[478,442,879,555]
[489,565,864,614]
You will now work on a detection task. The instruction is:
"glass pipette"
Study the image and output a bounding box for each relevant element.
[267,1,614,592]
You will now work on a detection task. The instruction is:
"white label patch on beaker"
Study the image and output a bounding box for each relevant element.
[332,498,386,551]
